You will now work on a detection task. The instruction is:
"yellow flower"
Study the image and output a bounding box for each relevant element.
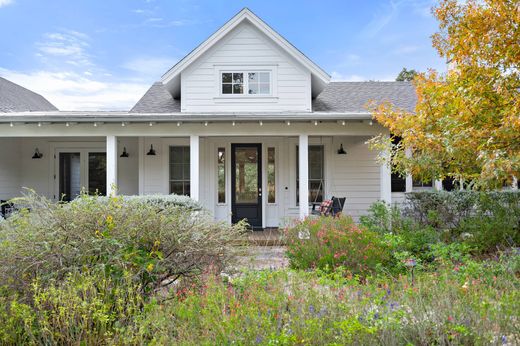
[146,263,154,272]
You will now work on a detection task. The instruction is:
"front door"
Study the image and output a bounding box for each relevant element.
[231,143,262,228]
[56,150,107,201]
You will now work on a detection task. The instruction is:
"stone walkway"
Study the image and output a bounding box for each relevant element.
[234,246,288,270]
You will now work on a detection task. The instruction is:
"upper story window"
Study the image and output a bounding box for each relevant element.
[221,71,271,96]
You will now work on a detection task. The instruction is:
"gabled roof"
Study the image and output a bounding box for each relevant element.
[130,81,417,114]
[160,7,331,98]
[313,81,417,113]
[0,76,58,112]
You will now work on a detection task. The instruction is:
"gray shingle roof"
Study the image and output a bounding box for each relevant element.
[130,82,180,113]
[0,77,58,112]
[312,81,416,113]
[130,81,416,114]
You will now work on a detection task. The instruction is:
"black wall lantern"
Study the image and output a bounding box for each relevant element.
[120,147,129,158]
[337,144,347,155]
[32,148,43,159]
[146,144,156,156]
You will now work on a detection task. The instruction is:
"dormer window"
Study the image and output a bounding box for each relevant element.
[221,71,271,96]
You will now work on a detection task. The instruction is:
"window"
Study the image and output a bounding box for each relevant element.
[169,146,190,196]
[413,179,433,188]
[267,147,275,203]
[221,71,270,95]
[222,73,243,94]
[217,147,225,203]
[391,136,406,192]
[296,145,324,204]
[248,72,270,95]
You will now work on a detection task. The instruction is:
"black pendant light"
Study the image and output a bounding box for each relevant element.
[32,148,43,159]
[120,147,129,158]
[146,144,156,156]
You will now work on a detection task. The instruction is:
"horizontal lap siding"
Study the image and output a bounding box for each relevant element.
[182,22,310,113]
[330,136,380,220]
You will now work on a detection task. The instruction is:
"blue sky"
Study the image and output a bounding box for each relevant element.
[0,0,445,110]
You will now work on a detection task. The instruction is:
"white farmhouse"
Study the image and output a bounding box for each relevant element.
[0,8,420,227]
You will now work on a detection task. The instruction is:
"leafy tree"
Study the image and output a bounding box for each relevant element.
[370,0,520,189]
[396,68,418,81]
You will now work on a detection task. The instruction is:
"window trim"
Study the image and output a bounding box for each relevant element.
[217,147,226,205]
[296,144,325,206]
[213,65,278,100]
[168,145,191,196]
[219,70,272,97]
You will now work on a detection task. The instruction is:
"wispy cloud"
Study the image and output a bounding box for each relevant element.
[392,44,421,55]
[0,68,149,111]
[122,57,178,77]
[0,0,13,8]
[36,30,92,67]
[362,0,436,38]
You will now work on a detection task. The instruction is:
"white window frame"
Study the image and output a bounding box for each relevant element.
[219,70,272,96]
[213,65,278,101]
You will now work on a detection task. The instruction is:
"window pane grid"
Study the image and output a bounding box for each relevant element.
[296,145,324,204]
[169,146,190,196]
[222,71,270,96]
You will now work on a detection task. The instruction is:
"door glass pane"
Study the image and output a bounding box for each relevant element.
[88,152,106,196]
[59,152,81,201]
[235,147,258,204]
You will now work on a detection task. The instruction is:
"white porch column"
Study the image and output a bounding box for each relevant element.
[299,134,309,219]
[106,135,118,196]
[380,146,392,204]
[405,148,413,193]
[190,135,200,201]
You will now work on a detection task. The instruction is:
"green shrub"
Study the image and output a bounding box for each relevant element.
[81,193,204,211]
[0,191,247,296]
[285,216,391,275]
[405,191,520,252]
[0,271,152,345]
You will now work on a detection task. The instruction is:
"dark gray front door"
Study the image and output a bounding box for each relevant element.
[231,143,262,228]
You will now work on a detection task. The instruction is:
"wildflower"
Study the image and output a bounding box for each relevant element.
[501,335,507,344]
[318,307,328,318]
[448,316,454,322]
[309,305,315,313]
[146,263,154,272]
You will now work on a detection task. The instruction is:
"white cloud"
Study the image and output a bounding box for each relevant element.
[36,30,92,67]
[0,68,149,111]
[122,57,178,77]
[0,0,13,8]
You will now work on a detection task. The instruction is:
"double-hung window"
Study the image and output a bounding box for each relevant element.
[296,145,324,204]
[221,71,271,96]
[169,146,190,196]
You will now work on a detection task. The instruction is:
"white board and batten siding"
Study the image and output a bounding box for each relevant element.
[181,21,312,113]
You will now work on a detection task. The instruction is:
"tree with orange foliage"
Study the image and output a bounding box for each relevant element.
[369,0,519,189]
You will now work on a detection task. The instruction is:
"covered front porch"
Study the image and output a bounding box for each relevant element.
[0,119,391,226]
